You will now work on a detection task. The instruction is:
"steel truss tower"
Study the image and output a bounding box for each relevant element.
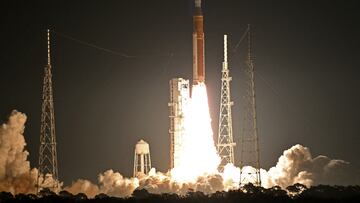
[217,35,236,172]
[37,29,59,193]
[239,25,261,186]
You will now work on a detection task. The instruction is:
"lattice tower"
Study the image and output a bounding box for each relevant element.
[217,35,236,172]
[37,29,59,193]
[239,25,261,186]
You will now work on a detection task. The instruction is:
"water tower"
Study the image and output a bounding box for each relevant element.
[133,140,152,177]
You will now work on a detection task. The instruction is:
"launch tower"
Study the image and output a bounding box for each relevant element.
[37,29,59,193]
[239,25,261,186]
[217,35,236,172]
[169,78,190,168]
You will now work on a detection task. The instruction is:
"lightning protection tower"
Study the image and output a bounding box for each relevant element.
[239,25,261,186]
[217,35,236,172]
[37,29,59,193]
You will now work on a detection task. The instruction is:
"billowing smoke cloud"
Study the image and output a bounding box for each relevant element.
[66,144,359,197]
[139,169,225,195]
[0,110,37,194]
[64,179,99,198]
[66,168,226,197]
[0,110,62,195]
[98,169,138,197]
[1,111,359,197]
[263,144,360,188]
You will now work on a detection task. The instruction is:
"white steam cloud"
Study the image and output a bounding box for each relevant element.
[67,147,359,198]
[1,110,359,197]
[263,144,360,188]
[0,110,37,194]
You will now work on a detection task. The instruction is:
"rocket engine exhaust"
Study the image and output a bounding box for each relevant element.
[193,0,205,85]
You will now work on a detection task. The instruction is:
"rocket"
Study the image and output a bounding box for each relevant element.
[193,0,205,84]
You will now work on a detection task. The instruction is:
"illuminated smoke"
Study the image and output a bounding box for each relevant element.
[140,168,225,195]
[64,179,99,198]
[0,110,37,194]
[1,111,358,197]
[51,144,360,197]
[263,144,360,188]
[171,83,220,182]
[98,170,139,197]
[0,110,62,195]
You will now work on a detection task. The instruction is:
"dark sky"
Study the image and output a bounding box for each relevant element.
[1,0,359,185]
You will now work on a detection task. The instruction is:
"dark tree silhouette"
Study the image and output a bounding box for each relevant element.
[0,184,359,203]
[94,193,109,200]
[132,189,150,199]
[286,183,307,195]
[38,188,56,197]
[74,193,88,201]
[59,190,73,198]
[0,191,13,201]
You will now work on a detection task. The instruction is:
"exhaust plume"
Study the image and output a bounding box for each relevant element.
[171,83,220,182]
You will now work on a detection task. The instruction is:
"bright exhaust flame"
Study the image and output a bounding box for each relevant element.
[171,83,220,182]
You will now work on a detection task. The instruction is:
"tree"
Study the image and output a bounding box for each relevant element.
[94,193,109,200]
[132,188,150,199]
[38,188,56,197]
[286,183,307,195]
[74,193,88,201]
[59,190,73,199]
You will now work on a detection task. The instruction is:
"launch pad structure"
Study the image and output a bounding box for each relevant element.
[239,25,262,186]
[37,29,60,193]
[169,78,190,169]
[217,35,236,172]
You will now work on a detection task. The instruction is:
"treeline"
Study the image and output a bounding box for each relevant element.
[1,184,360,203]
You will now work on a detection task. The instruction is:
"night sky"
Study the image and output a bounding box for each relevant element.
[1,0,359,185]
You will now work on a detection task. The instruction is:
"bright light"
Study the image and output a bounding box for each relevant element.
[171,83,220,182]
[222,163,240,189]
[168,83,256,190]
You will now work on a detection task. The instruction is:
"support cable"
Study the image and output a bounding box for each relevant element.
[51,29,173,58]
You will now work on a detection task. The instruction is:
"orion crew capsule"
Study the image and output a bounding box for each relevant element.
[193,0,205,85]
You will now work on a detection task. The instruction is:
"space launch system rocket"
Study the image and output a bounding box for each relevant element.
[193,0,205,85]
